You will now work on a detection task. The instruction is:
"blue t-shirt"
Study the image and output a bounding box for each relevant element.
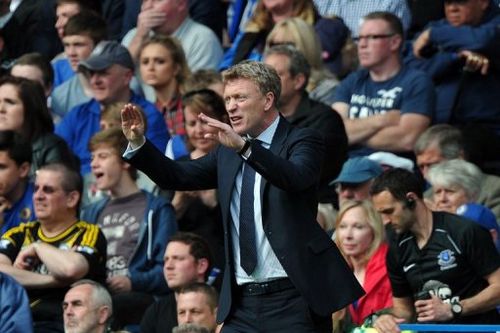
[335,66,435,156]
[1,182,35,235]
[52,58,75,88]
[55,93,169,175]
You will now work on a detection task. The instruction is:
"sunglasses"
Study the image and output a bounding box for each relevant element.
[34,185,63,195]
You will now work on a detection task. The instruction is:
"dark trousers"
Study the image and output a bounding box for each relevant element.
[221,284,332,333]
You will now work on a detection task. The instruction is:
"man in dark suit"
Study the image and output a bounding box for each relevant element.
[121,61,363,332]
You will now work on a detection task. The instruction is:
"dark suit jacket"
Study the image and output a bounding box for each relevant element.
[127,117,364,322]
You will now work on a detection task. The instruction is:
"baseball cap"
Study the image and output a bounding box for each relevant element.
[78,40,134,72]
[330,157,383,185]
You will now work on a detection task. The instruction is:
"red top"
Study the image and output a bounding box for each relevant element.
[349,242,393,325]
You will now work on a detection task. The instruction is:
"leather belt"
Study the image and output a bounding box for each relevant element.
[238,278,294,296]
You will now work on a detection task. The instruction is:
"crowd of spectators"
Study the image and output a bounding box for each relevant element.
[0,0,499,332]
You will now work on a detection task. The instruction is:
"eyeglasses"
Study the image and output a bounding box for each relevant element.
[352,33,396,43]
[268,41,296,48]
[34,184,62,195]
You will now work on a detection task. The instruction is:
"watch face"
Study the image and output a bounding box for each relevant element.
[452,302,462,314]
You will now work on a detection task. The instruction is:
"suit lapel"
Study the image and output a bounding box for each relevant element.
[219,148,244,226]
[259,117,289,199]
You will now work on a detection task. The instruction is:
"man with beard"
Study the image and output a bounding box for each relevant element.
[63,279,112,333]
[370,168,500,332]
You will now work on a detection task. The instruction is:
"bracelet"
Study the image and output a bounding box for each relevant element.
[238,137,252,155]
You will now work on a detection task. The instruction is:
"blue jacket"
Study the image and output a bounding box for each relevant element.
[81,191,176,295]
[403,3,500,126]
[56,92,169,175]
[0,272,33,333]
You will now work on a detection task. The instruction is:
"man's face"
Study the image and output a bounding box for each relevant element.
[86,64,132,105]
[90,146,126,192]
[372,190,415,233]
[264,53,300,109]
[223,78,274,137]
[357,19,399,69]
[33,170,76,222]
[163,241,204,290]
[141,0,180,33]
[444,0,488,27]
[336,181,373,206]
[433,185,469,213]
[416,146,445,180]
[55,2,81,40]
[63,284,107,333]
[63,35,95,72]
[177,292,217,330]
[0,151,29,199]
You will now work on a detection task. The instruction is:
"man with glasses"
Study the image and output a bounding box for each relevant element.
[0,163,107,332]
[331,156,383,207]
[332,11,434,159]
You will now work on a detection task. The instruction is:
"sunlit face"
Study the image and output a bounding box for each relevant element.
[87,64,133,105]
[337,206,374,259]
[264,53,298,108]
[433,185,469,213]
[184,106,218,154]
[223,78,274,137]
[0,84,24,132]
[444,0,488,27]
[55,2,81,40]
[0,151,29,199]
[63,284,107,333]
[63,34,95,71]
[357,19,399,69]
[416,147,444,180]
[90,146,127,192]
[372,191,415,234]
[33,170,76,223]
[140,43,179,89]
[177,292,217,330]
[163,241,204,290]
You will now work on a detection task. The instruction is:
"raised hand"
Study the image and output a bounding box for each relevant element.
[121,103,146,148]
[198,113,246,151]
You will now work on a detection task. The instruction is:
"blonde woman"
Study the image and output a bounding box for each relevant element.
[334,200,392,329]
[265,17,340,105]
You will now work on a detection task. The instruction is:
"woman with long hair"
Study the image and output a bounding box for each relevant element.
[0,76,78,175]
[333,200,393,330]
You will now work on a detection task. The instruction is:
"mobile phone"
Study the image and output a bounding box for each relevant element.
[415,290,431,301]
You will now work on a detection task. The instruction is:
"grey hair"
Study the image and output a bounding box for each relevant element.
[414,124,464,159]
[427,159,483,201]
[70,279,113,319]
[222,60,281,103]
[172,324,211,333]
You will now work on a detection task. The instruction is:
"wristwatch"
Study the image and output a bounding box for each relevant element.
[451,300,463,318]
[238,137,252,158]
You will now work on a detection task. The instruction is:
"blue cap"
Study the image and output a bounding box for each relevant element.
[330,157,383,185]
[456,203,499,231]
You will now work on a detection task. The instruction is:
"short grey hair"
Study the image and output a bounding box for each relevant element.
[264,44,311,90]
[70,279,113,319]
[222,60,281,103]
[172,324,211,333]
[427,159,483,201]
[414,124,464,159]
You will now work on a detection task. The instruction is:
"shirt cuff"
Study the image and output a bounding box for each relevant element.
[123,137,146,158]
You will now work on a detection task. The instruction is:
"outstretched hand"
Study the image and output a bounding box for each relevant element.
[198,113,246,151]
[121,103,146,148]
